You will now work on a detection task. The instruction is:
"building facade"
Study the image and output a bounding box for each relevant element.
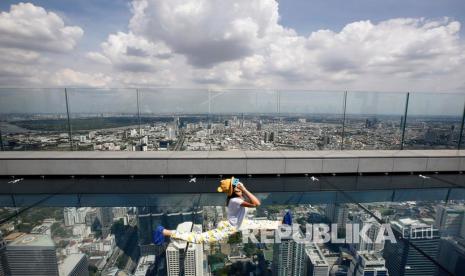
[305,242,329,276]
[348,251,389,276]
[166,222,204,276]
[6,234,59,276]
[383,218,440,276]
[59,254,89,276]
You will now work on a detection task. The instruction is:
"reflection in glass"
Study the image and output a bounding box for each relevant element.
[0,88,70,150]
[139,88,210,151]
[404,93,465,149]
[344,92,406,150]
[0,198,461,275]
[66,88,139,151]
[278,90,345,150]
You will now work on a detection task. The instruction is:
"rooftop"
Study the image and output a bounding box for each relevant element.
[167,222,202,250]
[8,234,55,248]
[305,242,328,266]
[59,254,86,276]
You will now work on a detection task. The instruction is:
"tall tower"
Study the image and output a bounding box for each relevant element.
[64,207,77,226]
[58,254,89,276]
[6,234,59,276]
[434,205,465,237]
[384,218,440,276]
[0,234,9,276]
[324,203,348,232]
[166,222,204,276]
[305,242,329,276]
[97,207,113,237]
[273,231,306,276]
[353,216,384,252]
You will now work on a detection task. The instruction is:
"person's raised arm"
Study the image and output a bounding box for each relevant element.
[237,183,261,207]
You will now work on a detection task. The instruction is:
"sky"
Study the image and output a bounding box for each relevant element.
[0,0,464,92]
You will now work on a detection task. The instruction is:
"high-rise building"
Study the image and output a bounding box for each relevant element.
[305,242,329,276]
[166,222,204,276]
[167,128,176,140]
[435,205,465,237]
[97,207,114,237]
[273,231,306,276]
[436,237,465,276]
[383,218,440,276]
[353,216,384,252]
[85,209,99,230]
[113,207,128,219]
[138,207,164,256]
[64,207,77,226]
[58,254,89,276]
[325,203,348,232]
[75,207,88,224]
[134,255,156,276]
[348,251,389,276]
[6,234,59,276]
[0,234,9,276]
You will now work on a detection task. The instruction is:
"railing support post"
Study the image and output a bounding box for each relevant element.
[136,89,142,140]
[0,127,4,151]
[457,97,465,149]
[340,91,348,150]
[400,92,410,150]
[64,88,73,151]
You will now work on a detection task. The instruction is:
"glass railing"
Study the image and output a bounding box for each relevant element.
[1,88,464,151]
[0,190,462,275]
[2,89,465,275]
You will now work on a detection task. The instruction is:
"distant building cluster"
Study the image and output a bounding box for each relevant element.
[1,114,460,151]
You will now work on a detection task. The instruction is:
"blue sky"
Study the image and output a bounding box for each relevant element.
[278,0,465,36]
[0,0,464,91]
[2,0,464,51]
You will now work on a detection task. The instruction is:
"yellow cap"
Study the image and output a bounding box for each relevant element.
[217,177,235,196]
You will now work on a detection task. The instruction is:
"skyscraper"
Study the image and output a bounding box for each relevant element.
[75,207,89,224]
[383,218,440,276]
[85,208,99,230]
[348,251,389,276]
[273,231,306,276]
[434,205,465,237]
[97,207,113,237]
[305,242,329,276]
[137,207,164,256]
[6,234,59,276]
[325,203,348,232]
[166,222,204,276]
[0,234,9,276]
[64,207,77,226]
[354,216,384,252]
[436,237,465,276]
[58,254,89,276]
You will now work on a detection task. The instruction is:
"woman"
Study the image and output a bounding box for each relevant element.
[153,177,265,245]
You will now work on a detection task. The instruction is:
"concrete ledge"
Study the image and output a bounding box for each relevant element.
[0,150,464,176]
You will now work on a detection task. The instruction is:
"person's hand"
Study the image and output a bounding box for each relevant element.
[236,182,246,191]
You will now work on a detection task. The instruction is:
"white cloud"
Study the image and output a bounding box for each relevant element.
[86,52,111,65]
[118,0,464,91]
[129,0,280,67]
[0,3,87,87]
[0,1,464,91]
[98,31,173,72]
[0,2,83,53]
[52,68,112,87]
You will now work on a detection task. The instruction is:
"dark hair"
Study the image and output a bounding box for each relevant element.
[226,190,241,206]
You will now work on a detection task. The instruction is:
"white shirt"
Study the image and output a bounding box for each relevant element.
[227,197,247,229]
